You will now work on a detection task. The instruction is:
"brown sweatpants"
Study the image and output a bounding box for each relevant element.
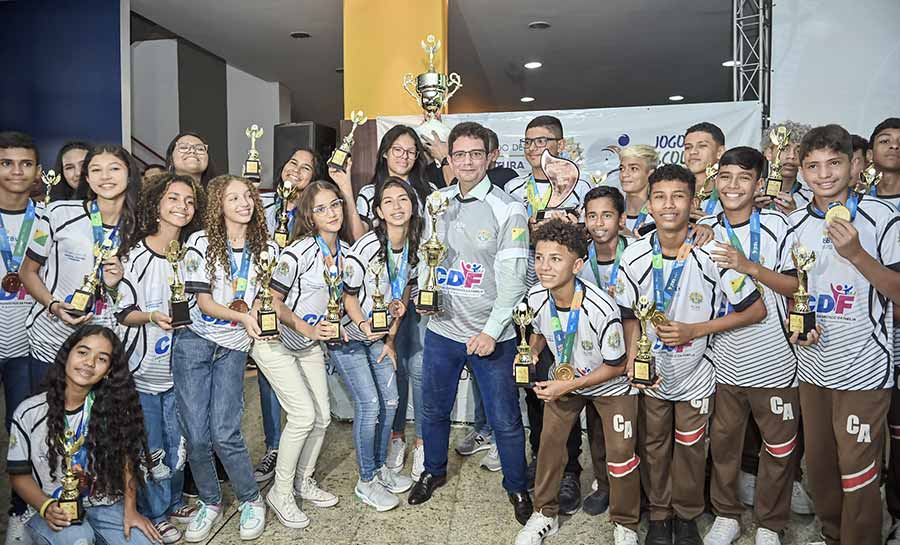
[886,372,900,521]
[643,395,714,521]
[800,382,890,545]
[534,394,640,529]
[709,384,799,532]
[585,402,609,491]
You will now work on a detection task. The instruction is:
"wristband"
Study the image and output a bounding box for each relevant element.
[357,320,367,330]
[39,498,57,518]
[148,311,156,326]
[47,300,60,315]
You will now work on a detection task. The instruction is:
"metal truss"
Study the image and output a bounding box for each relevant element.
[732,0,772,127]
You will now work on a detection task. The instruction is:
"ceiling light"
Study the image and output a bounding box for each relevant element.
[528,21,551,30]
[668,95,684,101]
[524,61,543,70]
[290,31,311,39]
[335,67,344,73]
[520,96,535,103]
[721,59,741,67]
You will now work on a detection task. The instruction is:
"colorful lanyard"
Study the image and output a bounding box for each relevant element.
[722,210,760,291]
[316,235,343,296]
[227,242,251,299]
[525,176,552,217]
[0,200,35,275]
[651,233,692,315]
[386,240,409,301]
[633,204,649,230]
[548,280,584,365]
[63,391,94,470]
[587,237,624,290]
[88,201,120,251]
[704,187,720,215]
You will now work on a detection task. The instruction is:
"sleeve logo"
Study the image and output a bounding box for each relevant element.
[511,227,526,241]
[33,229,48,246]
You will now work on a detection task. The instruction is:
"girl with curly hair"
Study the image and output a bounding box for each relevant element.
[8,325,161,544]
[171,175,276,541]
[115,173,205,543]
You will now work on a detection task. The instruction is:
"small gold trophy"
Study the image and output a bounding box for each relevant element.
[68,241,118,317]
[243,124,264,181]
[416,192,449,312]
[854,162,882,195]
[322,265,342,345]
[632,296,661,386]
[369,260,390,334]
[273,181,298,249]
[765,126,792,198]
[788,243,817,341]
[58,431,85,524]
[41,169,61,208]
[255,251,279,337]
[512,303,536,387]
[694,162,719,211]
[166,240,191,327]
[402,34,463,141]
[328,110,367,172]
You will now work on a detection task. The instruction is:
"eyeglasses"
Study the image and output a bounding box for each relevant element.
[312,198,344,215]
[389,146,419,160]
[450,149,487,162]
[176,143,209,155]
[521,137,561,149]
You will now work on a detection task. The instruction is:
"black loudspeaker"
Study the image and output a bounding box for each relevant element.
[273,122,337,186]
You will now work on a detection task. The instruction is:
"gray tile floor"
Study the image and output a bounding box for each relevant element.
[1,371,826,544]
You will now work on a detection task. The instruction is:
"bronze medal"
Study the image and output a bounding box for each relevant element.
[229,299,250,313]
[2,272,21,293]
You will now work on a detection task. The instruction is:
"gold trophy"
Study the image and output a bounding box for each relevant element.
[788,243,817,341]
[273,180,298,249]
[765,126,792,198]
[166,240,191,327]
[41,169,61,207]
[402,34,462,141]
[416,192,449,312]
[694,162,719,211]
[854,162,882,195]
[243,124,264,181]
[632,296,661,386]
[328,110,367,172]
[512,303,536,387]
[57,431,86,524]
[255,251,279,337]
[322,265,342,345]
[68,241,118,317]
[368,260,390,334]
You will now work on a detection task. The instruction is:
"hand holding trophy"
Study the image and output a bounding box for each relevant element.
[328,110,367,172]
[631,295,662,386]
[512,302,536,387]
[416,191,449,312]
[368,260,390,334]
[788,243,817,341]
[68,240,118,317]
[166,240,192,327]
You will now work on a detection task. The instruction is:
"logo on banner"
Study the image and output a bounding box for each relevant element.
[436,260,485,296]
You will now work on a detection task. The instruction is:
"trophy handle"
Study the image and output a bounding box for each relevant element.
[402,73,420,104]
[446,72,462,100]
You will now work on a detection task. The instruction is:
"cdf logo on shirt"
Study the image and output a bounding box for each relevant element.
[436,260,485,296]
[812,283,856,315]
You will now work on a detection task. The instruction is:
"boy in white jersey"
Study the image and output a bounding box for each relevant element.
[697,147,801,545]
[618,145,657,236]
[685,122,726,221]
[616,164,767,545]
[758,120,813,214]
[784,124,900,545]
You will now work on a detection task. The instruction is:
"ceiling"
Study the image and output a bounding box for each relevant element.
[131,0,733,128]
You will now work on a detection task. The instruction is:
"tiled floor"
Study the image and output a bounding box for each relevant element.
[1,372,825,544]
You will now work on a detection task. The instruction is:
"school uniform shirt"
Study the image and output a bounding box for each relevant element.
[355,181,438,224]
[270,235,352,351]
[625,212,655,235]
[25,200,120,364]
[528,282,633,396]
[791,185,813,209]
[616,234,761,401]
[784,195,900,390]
[0,203,43,359]
[260,191,280,234]
[343,230,418,342]
[697,210,798,388]
[181,231,280,353]
[577,237,630,296]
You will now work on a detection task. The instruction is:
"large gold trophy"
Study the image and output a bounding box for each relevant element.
[402,35,462,141]
[273,181,298,249]
[41,169,61,208]
[166,240,191,327]
[57,432,86,524]
[328,110,367,172]
[512,303,536,387]
[854,162,882,195]
[416,192,449,312]
[68,240,118,317]
[322,265,343,345]
[694,162,719,211]
[765,126,792,198]
[632,296,663,386]
[243,124,264,181]
[255,251,279,337]
[788,243,817,341]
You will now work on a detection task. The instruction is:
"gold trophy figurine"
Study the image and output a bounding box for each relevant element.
[243,124,264,181]
[68,241,117,317]
[631,296,660,386]
[255,251,279,337]
[765,126,792,198]
[368,260,390,334]
[41,169,61,208]
[273,180,298,249]
[512,303,536,387]
[166,240,191,327]
[328,110,367,172]
[788,243,817,341]
[854,162,882,195]
[402,34,463,141]
[322,265,343,345]
[694,162,719,211]
[416,192,449,312]
[57,431,86,524]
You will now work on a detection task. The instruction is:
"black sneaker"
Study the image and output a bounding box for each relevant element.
[673,517,702,545]
[558,472,581,515]
[182,466,198,499]
[582,488,609,516]
[526,456,537,491]
[253,449,278,483]
[645,518,673,545]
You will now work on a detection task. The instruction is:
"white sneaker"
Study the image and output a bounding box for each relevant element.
[378,465,414,493]
[614,523,639,545]
[355,478,400,512]
[479,444,502,472]
[703,516,740,545]
[184,501,222,543]
[738,471,756,506]
[265,488,310,529]
[755,527,781,545]
[386,436,406,470]
[886,518,900,545]
[238,495,266,541]
[791,481,814,515]
[515,512,559,545]
[294,476,339,507]
[155,520,183,544]
[411,444,425,481]
[4,514,33,545]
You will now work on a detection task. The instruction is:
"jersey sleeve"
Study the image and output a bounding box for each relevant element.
[598,312,626,366]
[7,408,32,475]
[496,201,530,262]
[344,254,366,294]
[114,276,140,323]
[878,214,900,270]
[271,248,299,296]
[182,239,210,294]
[615,260,639,320]
[25,207,53,264]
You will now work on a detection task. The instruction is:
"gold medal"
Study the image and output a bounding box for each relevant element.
[650,311,669,328]
[229,300,250,313]
[824,203,851,224]
[553,364,575,381]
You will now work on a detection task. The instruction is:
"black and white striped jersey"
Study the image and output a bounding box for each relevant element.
[0,204,42,359]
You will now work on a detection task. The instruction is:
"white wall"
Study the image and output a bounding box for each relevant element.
[771,0,900,135]
[130,39,179,164]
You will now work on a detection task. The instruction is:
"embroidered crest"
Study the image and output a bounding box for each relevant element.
[607,331,621,348]
[689,291,703,305]
[582,340,594,351]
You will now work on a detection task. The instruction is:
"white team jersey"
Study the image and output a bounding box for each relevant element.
[577,237,630,295]
[271,236,352,351]
[792,186,813,209]
[355,181,437,223]
[625,213,655,234]
[25,200,120,364]
[874,192,900,213]
[0,204,42,359]
[181,231,280,353]
[616,234,761,401]
[698,210,798,388]
[343,230,418,342]
[528,282,633,397]
[260,192,280,234]
[785,196,900,390]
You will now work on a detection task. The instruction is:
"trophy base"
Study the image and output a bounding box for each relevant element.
[170,300,192,328]
[243,160,261,180]
[273,230,289,249]
[67,290,95,317]
[416,290,440,313]
[789,310,816,342]
[631,358,657,386]
[258,309,279,337]
[58,497,85,525]
[323,321,342,347]
[327,149,350,172]
[536,207,576,221]
[514,361,535,388]
[414,118,451,142]
[765,179,783,198]
[370,309,390,334]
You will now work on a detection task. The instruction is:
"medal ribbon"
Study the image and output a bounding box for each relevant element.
[814,193,859,221]
[704,186,720,215]
[633,204,649,230]
[227,242,251,300]
[548,279,584,365]
[316,235,343,297]
[63,390,94,470]
[652,233,692,315]
[0,200,35,275]
[722,210,760,291]
[587,237,624,290]
[386,240,409,301]
[525,175,552,217]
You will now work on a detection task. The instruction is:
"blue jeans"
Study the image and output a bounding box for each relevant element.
[27,356,51,394]
[468,365,492,436]
[27,501,154,545]
[138,388,186,523]
[257,372,282,450]
[392,302,426,438]
[329,340,398,481]
[2,355,32,516]
[171,328,259,504]
[422,330,527,493]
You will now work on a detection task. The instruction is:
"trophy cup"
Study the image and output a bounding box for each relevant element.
[416,192,449,312]
[243,124,264,181]
[166,240,191,327]
[328,110,367,172]
[537,150,579,221]
[788,243,817,341]
[368,260,390,334]
[693,163,719,211]
[512,303,536,387]
[41,169,61,208]
[765,126,792,198]
[57,431,85,524]
[273,181,298,249]
[854,162,882,195]
[68,241,118,317]
[255,251,279,337]
[322,265,343,345]
[632,296,661,386]
[402,35,463,141]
